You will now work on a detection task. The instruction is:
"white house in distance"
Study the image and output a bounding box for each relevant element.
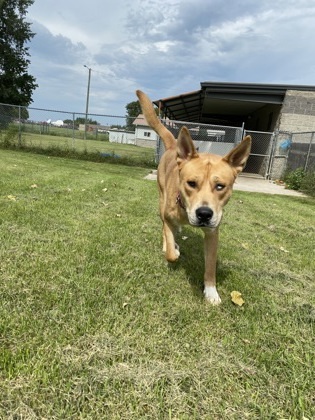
[133,114,158,148]
[108,128,135,145]
[107,114,159,148]
[107,114,157,148]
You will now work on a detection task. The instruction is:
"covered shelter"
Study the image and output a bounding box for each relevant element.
[153,82,315,132]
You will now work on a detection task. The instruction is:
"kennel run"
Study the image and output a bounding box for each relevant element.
[156,119,314,179]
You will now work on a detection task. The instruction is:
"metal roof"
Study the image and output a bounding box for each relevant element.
[154,90,204,122]
[153,81,315,125]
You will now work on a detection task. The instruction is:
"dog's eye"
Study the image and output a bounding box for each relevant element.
[187,181,197,188]
[215,184,225,191]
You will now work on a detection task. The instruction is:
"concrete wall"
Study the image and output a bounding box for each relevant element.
[278,90,315,132]
[135,138,157,148]
[267,90,315,178]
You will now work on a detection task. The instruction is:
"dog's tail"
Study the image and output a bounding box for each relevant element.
[136,90,176,150]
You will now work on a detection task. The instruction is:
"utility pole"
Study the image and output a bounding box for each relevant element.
[84,65,92,140]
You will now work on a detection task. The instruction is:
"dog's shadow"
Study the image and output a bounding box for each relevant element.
[168,227,231,299]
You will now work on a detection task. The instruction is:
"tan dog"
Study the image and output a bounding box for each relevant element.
[136,90,251,304]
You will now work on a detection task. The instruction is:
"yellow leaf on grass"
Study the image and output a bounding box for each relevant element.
[231,291,245,306]
[279,246,289,253]
[7,195,17,201]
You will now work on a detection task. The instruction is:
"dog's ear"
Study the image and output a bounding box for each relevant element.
[176,126,199,164]
[223,135,251,174]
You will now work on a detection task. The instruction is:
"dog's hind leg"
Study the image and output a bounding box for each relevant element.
[162,219,180,262]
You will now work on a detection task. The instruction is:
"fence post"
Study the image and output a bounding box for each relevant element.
[304,132,314,172]
[266,131,278,179]
[72,113,75,148]
[18,105,22,146]
[155,136,161,164]
[240,122,245,144]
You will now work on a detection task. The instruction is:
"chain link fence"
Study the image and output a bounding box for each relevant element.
[1,102,315,177]
[267,131,315,178]
[157,118,244,160]
[287,132,315,172]
[158,120,276,178]
[0,103,155,166]
[244,130,275,178]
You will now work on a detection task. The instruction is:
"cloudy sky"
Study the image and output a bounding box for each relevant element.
[27,0,315,117]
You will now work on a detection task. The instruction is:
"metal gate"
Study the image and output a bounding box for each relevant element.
[156,120,275,178]
[156,119,243,161]
[244,130,275,178]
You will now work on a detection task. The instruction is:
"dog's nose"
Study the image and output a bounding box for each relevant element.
[196,206,213,223]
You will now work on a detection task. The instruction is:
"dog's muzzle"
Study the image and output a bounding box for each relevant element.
[195,206,214,226]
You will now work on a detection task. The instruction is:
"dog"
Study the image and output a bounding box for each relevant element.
[136,90,251,304]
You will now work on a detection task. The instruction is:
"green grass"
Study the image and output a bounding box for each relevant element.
[0,149,314,419]
[0,129,156,167]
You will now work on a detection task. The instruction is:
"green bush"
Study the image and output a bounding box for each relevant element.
[2,124,19,146]
[300,169,315,197]
[284,167,315,196]
[283,167,306,190]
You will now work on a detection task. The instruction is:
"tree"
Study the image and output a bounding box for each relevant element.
[63,117,100,128]
[74,117,99,127]
[125,100,142,131]
[125,98,159,130]
[0,0,38,106]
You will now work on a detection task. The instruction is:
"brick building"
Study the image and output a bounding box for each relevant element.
[154,82,315,133]
[153,83,315,178]
[278,90,315,132]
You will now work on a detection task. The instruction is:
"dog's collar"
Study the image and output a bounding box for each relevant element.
[176,192,186,210]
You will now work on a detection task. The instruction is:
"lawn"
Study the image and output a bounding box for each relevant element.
[1,128,156,167]
[0,149,314,419]
[21,131,153,158]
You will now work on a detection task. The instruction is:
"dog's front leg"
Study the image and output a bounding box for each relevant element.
[203,228,221,304]
[162,219,180,262]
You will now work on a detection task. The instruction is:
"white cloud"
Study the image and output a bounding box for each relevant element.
[154,41,177,52]
[25,0,315,116]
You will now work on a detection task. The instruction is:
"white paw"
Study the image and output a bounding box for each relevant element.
[204,286,222,305]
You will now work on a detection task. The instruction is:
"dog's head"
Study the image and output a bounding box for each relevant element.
[176,127,251,228]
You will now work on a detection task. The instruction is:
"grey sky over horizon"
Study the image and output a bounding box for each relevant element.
[27,0,315,117]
